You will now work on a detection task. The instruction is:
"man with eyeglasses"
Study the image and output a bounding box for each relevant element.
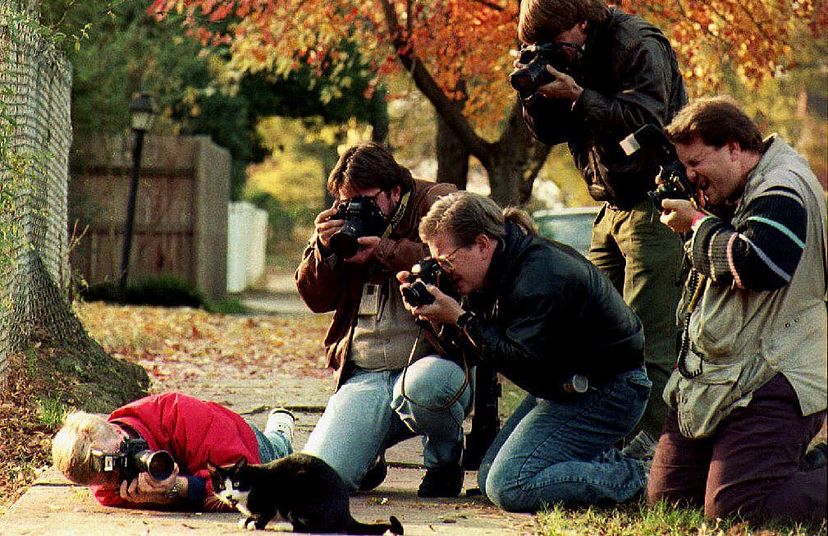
[398,191,652,512]
[296,142,470,497]
[515,0,687,445]
[649,96,826,524]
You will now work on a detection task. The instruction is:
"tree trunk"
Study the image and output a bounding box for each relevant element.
[436,112,470,189]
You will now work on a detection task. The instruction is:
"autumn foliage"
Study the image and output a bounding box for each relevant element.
[148,0,825,124]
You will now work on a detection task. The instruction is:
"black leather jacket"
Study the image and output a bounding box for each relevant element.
[522,8,687,208]
[453,222,644,400]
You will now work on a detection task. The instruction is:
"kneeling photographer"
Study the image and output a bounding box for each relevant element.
[51,392,295,510]
[649,96,827,525]
[398,191,653,513]
[296,143,470,498]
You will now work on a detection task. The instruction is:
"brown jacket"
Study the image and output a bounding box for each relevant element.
[295,179,457,387]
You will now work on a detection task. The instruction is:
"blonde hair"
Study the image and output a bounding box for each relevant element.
[419,191,536,246]
[52,411,119,484]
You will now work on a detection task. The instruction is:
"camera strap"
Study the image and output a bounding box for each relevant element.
[383,190,411,237]
[677,270,706,379]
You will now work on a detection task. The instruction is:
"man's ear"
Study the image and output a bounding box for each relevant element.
[727,141,741,160]
[475,233,493,255]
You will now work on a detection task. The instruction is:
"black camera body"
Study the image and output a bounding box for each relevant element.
[329,196,389,259]
[402,258,454,307]
[90,438,175,482]
[619,124,696,210]
[509,43,571,99]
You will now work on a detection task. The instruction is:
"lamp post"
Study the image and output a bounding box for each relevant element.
[118,92,156,300]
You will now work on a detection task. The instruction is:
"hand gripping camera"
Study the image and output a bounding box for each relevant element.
[619,124,697,210]
[90,438,175,483]
[328,195,389,259]
[509,43,572,99]
[402,258,455,307]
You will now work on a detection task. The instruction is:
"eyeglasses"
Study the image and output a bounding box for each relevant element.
[434,246,464,272]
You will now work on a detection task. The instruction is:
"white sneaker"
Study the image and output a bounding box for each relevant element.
[265,408,295,443]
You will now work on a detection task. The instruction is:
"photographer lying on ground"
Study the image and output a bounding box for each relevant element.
[649,96,827,524]
[52,392,294,510]
[514,0,687,442]
[296,143,470,497]
[397,191,652,512]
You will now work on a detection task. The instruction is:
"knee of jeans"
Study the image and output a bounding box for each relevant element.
[392,355,466,407]
[483,458,533,512]
[484,474,531,513]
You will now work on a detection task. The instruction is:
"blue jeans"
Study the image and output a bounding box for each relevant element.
[302,355,472,490]
[250,422,293,463]
[478,367,651,512]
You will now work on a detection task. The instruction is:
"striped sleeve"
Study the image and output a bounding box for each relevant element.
[690,186,806,290]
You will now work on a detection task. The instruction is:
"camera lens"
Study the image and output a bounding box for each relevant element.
[402,281,434,307]
[329,226,360,258]
[136,450,175,481]
[509,57,555,98]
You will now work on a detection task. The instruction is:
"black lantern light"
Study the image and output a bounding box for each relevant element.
[118,92,156,299]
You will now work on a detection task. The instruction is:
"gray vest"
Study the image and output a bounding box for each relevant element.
[665,136,827,438]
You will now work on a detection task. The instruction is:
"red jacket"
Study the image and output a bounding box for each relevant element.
[91,393,260,510]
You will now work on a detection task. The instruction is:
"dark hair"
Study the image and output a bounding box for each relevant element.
[518,0,609,44]
[666,96,765,152]
[419,191,537,246]
[326,142,414,196]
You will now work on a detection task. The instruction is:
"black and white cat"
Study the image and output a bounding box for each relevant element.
[208,453,404,534]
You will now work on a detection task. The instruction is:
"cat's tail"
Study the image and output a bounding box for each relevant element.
[347,514,404,535]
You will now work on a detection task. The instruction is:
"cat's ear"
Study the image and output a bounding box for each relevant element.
[206,461,218,473]
[234,457,248,469]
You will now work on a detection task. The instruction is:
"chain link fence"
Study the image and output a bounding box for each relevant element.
[0,0,75,379]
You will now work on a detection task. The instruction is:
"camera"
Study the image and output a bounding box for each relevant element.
[328,195,389,259]
[509,43,571,99]
[90,438,175,482]
[619,124,696,210]
[402,258,454,307]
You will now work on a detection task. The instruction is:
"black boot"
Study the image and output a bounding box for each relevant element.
[417,465,464,498]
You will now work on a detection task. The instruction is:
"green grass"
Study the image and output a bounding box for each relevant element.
[36,395,68,428]
[536,500,825,536]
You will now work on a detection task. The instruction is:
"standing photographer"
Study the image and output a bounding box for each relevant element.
[51,392,294,510]
[295,143,470,497]
[400,191,652,512]
[515,0,686,442]
[650,96,827,524]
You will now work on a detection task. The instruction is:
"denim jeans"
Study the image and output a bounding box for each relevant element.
[250,422,293,463]
[478,366,651,512]
[590,199,683,439]
[302,355,472,490]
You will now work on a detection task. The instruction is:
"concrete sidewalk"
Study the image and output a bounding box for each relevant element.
[0,368,538,535]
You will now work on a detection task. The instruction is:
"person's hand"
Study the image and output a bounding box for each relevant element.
[313,205,345,249]
[536,65,583,102]
[660,199,701,234]
[119,464,180,504]
[342,236,381,264]
[409,285,464,326]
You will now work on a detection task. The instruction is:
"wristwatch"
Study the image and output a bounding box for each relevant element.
[455,310,476,331]
[164,479,182,500]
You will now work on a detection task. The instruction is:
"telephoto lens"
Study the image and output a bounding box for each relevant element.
[135,449,175,481]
